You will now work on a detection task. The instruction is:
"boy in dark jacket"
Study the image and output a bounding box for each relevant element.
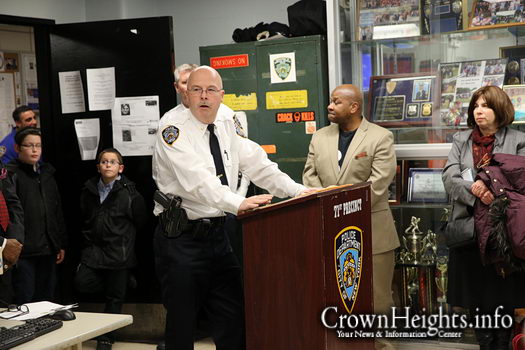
[8,127,67,305]
[75,148,146,350]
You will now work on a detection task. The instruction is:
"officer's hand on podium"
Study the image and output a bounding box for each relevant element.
[297,188,320,196]
[238,194,273,214]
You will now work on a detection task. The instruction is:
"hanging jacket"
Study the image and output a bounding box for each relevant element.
[6,160,67,257]
[475,153,525,273]
[80,175,146,269]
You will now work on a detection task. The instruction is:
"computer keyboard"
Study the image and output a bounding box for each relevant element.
[0,317,63,349]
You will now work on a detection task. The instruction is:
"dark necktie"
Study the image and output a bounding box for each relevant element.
[207,124,228,186]
[0,192,9,233]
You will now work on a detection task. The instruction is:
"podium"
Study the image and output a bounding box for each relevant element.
[239,183,374,350]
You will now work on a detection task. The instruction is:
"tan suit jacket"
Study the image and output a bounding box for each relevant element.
[303,117,399,254]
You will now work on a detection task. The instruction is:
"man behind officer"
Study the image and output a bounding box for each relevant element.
[303,84,399,350]
[0,106,38,164]
[173,63,198,109]
[152,66,311,350]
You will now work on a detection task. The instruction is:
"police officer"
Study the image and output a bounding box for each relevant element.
[152,66,312,350]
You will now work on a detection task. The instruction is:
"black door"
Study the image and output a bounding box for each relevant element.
[0,15,176,302]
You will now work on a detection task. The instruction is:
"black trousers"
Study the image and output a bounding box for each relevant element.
[75,264,128,343]
[12,255,56,305]
[0,269,13,304]
[154,218,244,350]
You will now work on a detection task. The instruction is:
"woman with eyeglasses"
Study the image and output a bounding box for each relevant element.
[75,148,146,350]
[6,126,67,305]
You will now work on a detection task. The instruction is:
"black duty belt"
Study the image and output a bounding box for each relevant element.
[183,216,226,239]
[188,216,226,227]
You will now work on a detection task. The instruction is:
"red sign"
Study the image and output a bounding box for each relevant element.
[210,54,249,69]
[275,111,316,123]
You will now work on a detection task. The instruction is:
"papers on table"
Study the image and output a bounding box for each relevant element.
[0,301,78,321]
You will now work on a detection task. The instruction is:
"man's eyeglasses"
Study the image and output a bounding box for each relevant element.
[21,143,42,150]
[1,304,29,319]
[99,160,121,166]
[188,87,222,96]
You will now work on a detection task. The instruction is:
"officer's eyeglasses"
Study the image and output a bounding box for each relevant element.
[99,160,121,166]
[188,87,222,96]
[21,143,42,150]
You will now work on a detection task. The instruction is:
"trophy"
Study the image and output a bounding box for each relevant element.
[400,216,425,265]
[406,266,419,312]
[435,256,448,304]
[421,229,437,265]
[440,208,449,223]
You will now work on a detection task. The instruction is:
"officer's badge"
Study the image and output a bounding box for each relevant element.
[0,146,5,158]
[273,57,292,80]
[162,125,180,145]
[233,114,247,138]
[421,103,432,116]
[335,226,363,314]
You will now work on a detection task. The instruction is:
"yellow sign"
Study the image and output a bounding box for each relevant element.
[223,93,257,111]
[266,90,308,110]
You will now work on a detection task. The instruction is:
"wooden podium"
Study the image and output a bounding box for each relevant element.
[239,183,374,350]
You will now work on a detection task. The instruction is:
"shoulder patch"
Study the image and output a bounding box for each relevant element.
[0,146,5,158]
[162,125,180,145]
[233,115,247,138]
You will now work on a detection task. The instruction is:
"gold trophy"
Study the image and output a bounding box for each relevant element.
[435,256,448,304]
[421,229,437,265]
[400,216,425,265]
[406,266,419,311]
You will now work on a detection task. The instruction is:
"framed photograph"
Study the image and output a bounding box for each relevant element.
[421,0,466,34]
[368,73,438,127]
[500,45,525,59]
[412,79,431,101]
[388,165,402,205]
[503,84,525,123]
[3,53,19,73]
[357,0,421,41]
[439,59,507,126]
[407,168,448,203]
[469,0,525,30]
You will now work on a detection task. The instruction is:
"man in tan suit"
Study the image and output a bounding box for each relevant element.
[303,84,399,350]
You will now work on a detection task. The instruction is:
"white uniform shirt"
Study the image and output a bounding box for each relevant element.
[152,105,305,220]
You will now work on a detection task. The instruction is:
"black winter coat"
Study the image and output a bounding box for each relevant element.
[7,160,67,257]
[80,175,146,269]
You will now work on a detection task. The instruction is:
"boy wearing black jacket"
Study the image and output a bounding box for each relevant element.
[8,127,67,305]
[75,148,146,350]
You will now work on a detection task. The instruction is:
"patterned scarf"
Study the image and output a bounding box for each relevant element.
[472,126,495,169]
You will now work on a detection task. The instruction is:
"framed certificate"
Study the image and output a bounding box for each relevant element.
[368,73,438,127]
[407,168,448,203]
